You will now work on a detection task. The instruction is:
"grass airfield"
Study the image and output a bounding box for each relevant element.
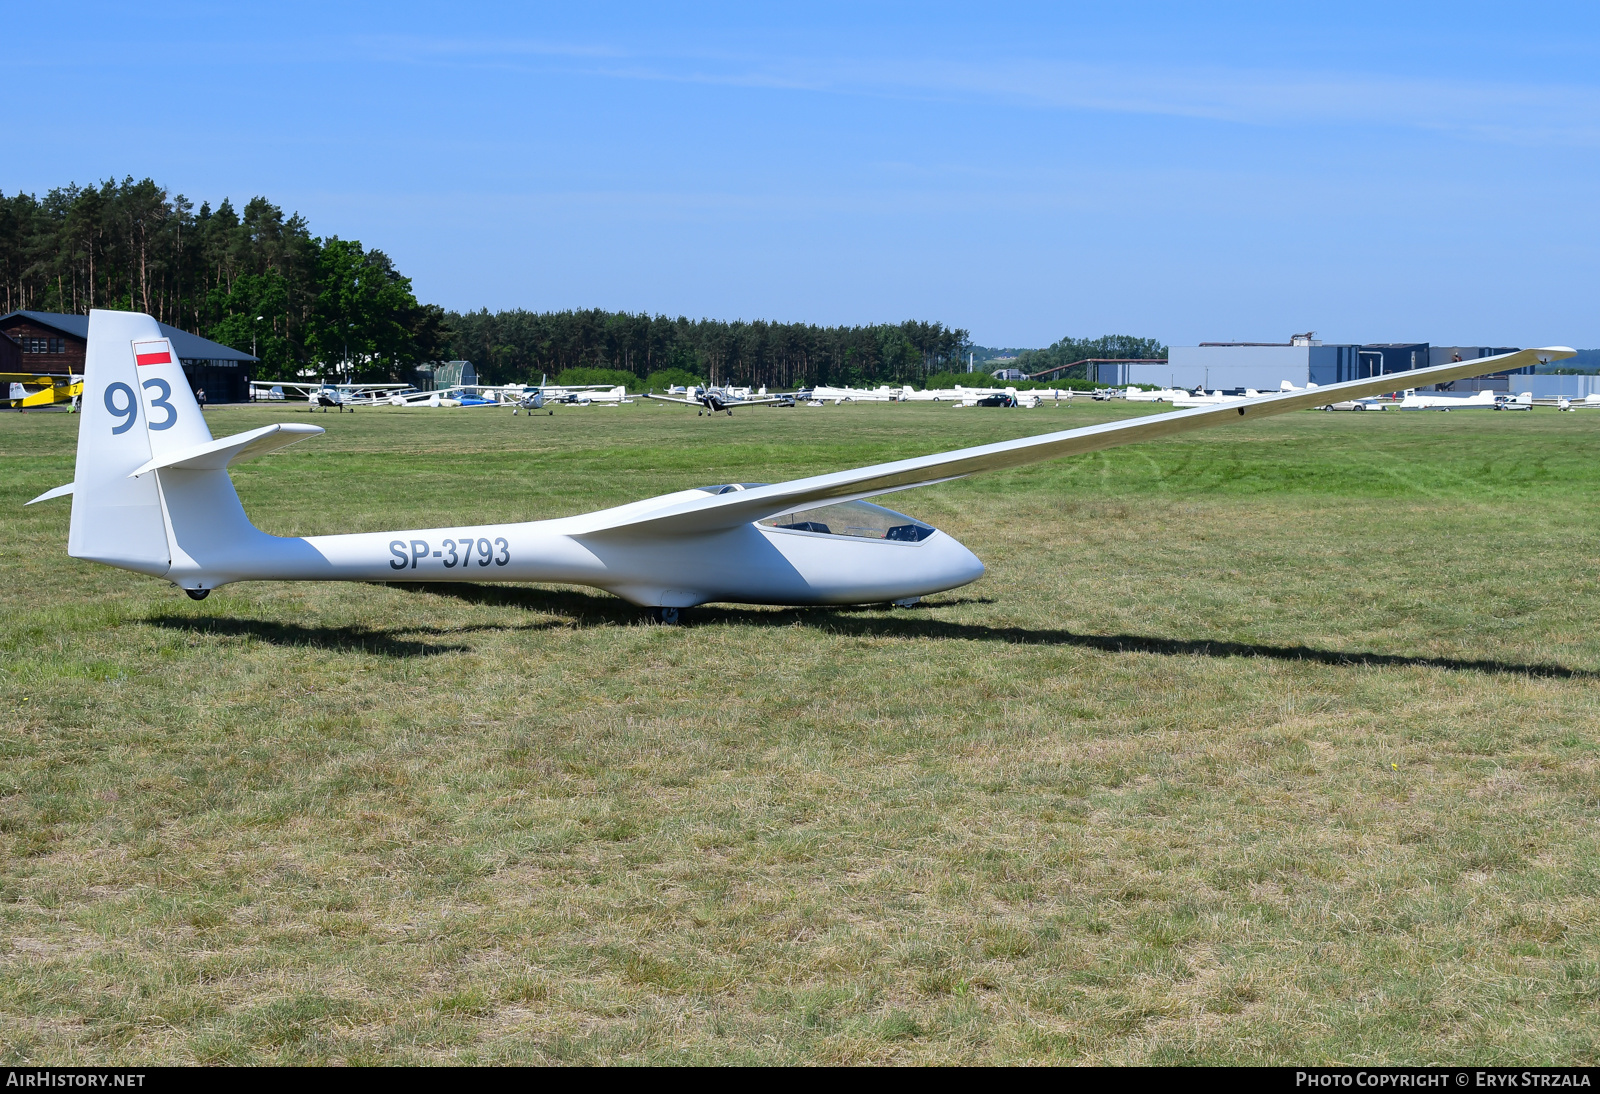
[2,397,1599,1065]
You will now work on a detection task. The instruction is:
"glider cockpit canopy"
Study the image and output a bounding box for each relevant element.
[758,500,936,542]
[693,483,936,542]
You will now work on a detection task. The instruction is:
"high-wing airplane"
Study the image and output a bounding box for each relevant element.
[478,378,635,413]
[250,380,411,408]
[6,373,83,409]
[646,385,793,415]
[25,310,1575,623]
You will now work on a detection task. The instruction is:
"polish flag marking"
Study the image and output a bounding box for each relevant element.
[133,339,173,367]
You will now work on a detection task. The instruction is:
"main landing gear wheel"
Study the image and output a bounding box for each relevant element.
[652,607,681,625]
[185,588,209,601]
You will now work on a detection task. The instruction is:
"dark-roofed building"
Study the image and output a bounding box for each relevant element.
[0,311,258,402]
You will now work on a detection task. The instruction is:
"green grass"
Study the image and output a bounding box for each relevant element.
[2,399,1598,1064]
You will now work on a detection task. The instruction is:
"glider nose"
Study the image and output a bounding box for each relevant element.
[938,531,987,588]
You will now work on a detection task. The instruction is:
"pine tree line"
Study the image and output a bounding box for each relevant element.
[1,177,1165,389]
[1014,334,1169,377]
[0,177,447,378]
[444,309,973,389]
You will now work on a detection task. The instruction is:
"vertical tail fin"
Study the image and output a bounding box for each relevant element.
[69,310,219,578]
[70,311,179,574]
[65,309,322,594]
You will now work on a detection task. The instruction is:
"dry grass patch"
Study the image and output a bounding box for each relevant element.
[1,401,1598,1063]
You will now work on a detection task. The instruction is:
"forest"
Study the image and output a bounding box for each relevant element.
[0,177,1165,389]
[1013,334,1168,376]
[0,178,448,379]
[443,309,975,389]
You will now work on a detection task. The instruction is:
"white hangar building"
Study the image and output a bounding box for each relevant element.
[1097,334,1528,393]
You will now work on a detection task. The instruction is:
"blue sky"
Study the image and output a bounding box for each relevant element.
[11,2,1598,347]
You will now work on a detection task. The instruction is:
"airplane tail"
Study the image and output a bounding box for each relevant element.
[67,310,216,576]
[62,309,314,595]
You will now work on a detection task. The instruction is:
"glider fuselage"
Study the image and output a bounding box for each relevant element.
[151,475,985,608]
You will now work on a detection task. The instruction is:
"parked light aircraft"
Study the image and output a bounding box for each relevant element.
[1320,397,1389,411]
[1168,381,1319,409]
[1397,388,1497,411]
[384,388,455,408]
[646,385,792,415]
[476,376,635,413]
[250,380,410,409]
[376,386,498,408]
[808,384,900,404]
[1557,394,1600,411]
[509,384,632,410]
[1122,386,1186,403]
[806,384,1074,407]
[1172,389,1254,408]
[26,311,1574,622]
[947,387,1076,409]
[6,373,83,409]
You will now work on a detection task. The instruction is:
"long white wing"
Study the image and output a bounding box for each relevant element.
[571,347,1573,539]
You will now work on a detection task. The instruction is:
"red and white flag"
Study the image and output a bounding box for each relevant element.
[132,339,173,367]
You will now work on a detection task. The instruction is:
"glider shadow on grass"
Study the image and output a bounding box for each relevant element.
[146,615,474,657]
[383,582,1596,680]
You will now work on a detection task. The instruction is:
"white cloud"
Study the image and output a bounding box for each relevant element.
[369,34,1600,148]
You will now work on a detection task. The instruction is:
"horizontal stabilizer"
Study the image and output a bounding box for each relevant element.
[127,422,324,478]
[26,482,74,505]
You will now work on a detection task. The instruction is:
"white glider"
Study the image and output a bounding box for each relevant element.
[1398,388,1499,411]
[28,310,1575,621]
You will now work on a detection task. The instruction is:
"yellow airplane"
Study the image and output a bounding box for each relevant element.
[4,373,84,409]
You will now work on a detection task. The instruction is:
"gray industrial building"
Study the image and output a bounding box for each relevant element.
[1104,334,1531,393]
